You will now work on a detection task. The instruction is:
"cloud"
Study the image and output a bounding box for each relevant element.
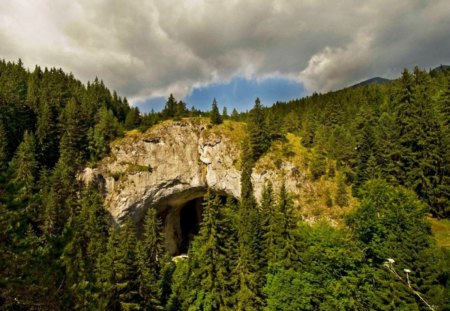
[0,0,449,105]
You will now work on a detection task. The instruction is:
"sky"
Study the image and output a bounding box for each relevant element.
[1,0,449,112]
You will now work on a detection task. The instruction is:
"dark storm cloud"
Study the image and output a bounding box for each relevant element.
[0,0,449,106]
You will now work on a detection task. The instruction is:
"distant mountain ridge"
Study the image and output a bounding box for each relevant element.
[351,77,392,88]
[431,65,450,74]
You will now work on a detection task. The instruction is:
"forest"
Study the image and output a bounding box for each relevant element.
[1,58,450,310]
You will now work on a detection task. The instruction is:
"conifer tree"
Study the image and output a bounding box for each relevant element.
[62,185,109,309]
[162,94,177,119]
[10,131,38,197]
[247,98,270,161]
[137,208,165,310]
[222,106,228,119]
[59,98,87,167]
[188,192,234,310]
[336,175,349,207]
[260,182,280,264]
[210,98,223,125]
[97,221,141,310]
[0,120,8,170]
[277,182,299,266]
[36,100,59,167]
[124,107,141,130]
[231,108,239,120]
[236,139,263,310]
[89,106,121,161]
[354,124,377,195]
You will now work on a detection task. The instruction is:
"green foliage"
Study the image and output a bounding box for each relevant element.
[137,208,166,310]
[9,131,39,196]
[335,175,349,207]
[310,150,326,180]
[88,106,122,161]
[1,59,450,310]
[0,120,7,170]
[248,98,271,161]
[124,107,141,130]
[210,98,223,125]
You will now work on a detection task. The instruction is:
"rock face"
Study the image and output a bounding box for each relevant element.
[80,119,306,254]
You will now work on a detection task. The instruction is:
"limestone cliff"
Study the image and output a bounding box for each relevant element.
[80,118,306,224]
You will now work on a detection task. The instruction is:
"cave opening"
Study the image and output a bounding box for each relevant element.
[179,197,203,254]
[155,190,231,256]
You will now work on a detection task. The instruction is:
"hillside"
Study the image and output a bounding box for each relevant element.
[350,76,391,88]
[1,60,450,310]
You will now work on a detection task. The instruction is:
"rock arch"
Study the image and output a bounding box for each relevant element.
[79,120,304,254]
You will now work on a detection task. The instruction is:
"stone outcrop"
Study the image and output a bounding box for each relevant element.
[80,119,306,253]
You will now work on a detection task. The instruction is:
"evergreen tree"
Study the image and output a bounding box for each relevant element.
[335,175,349,207]
[0,120,7,170]
[36,100,59,167]
[137,208,165,310]
[231,108,239,120]
[236,140,263,310]
[222,106,228,119]
[354,124,377,195]
[210,98,223,125]
[62,185,109,310]
[59,98,87,167]
[247,98,270,161]
[277,182,299,266]
[188,192,234,310]
[260,182,280,264]
[162,94,177,119]
[89,106,122,161]
[124,107,141,130]
[10,131,39,197]
[97,221,141,310]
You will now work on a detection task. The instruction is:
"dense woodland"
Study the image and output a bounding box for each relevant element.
[1,59,450,310]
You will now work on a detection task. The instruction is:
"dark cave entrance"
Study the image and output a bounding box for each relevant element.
[179,197,203,254]
[155,190,231,256]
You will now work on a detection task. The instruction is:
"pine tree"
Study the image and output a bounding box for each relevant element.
[36,100,59,167]
[59,98,87,167]
[277,182,299,266]
[236,140,263,310]
[124,107,141,130]
[137,208,165,310]
[62,185,109,309]
[247,98,270,161]
[162,94,177,119]
[188,192,234,310]
[210,98,223,125]
[97,221,141,310]
[0,120,9,170]
[89,106,122,161]
[260,182,284,264]
[10,131,39,197]
[354,124,377,195]
[336,175,349,207]
[222,106,228,119]
[231,108,239,120]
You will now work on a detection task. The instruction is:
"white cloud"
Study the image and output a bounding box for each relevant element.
[0,0,449,102]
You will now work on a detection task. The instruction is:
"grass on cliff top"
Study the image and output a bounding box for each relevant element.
[258,132,357,224]
[429,217,450,249]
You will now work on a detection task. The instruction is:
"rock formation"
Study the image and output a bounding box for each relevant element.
[80,119,306,254]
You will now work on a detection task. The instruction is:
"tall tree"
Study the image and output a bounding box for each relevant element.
[236,139,263,310]
[124,107,141,130]
[188,192,235,310]
[9,131,39,197]
[0,120,9,170]
[210,98,223,125]
[247,98,270,161]
[137,208,166,310]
